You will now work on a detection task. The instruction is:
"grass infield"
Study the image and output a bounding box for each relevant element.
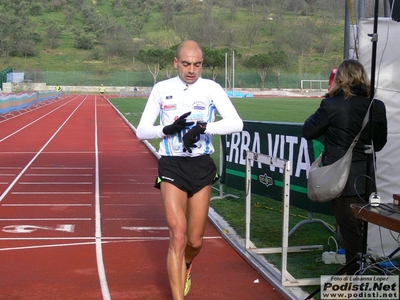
[110,96,399,299]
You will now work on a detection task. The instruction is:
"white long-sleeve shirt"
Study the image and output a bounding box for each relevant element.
[136,76,243,157]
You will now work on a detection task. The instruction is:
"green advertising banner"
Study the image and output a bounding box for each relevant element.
[221,121,332,215]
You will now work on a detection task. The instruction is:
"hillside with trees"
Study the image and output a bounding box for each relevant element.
[0,0,375,87]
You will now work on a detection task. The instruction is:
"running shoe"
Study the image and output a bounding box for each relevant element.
[184,263,192,296]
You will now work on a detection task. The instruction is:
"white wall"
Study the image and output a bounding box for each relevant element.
[359,18,400,257]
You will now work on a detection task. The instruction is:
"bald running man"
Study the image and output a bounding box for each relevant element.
[137,40,243,299]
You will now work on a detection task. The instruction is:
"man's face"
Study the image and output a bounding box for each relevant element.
[174,48,203,85]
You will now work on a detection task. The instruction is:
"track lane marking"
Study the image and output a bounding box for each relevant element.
[0,218,91,221]
[11,192,92,194]
[30,166,93,169]
[3,224,75,233]
[26,174,93,176]
[0,96,80,142]
[0,237,222,253]
[0,237,221,241]
[2,204,92,207]
[19,182,92,184]
[104,204,162,206]
[94,98,111,300]
[0,98,87,203]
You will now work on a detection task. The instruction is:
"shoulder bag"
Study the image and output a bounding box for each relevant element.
[307,107,370,202]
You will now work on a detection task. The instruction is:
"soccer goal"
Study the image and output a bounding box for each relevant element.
[300,80,329,92]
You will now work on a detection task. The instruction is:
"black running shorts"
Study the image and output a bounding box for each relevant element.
[155,155,219,197]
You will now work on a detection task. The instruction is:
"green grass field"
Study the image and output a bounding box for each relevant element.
[109,96,399,299]
[109,96,322,124]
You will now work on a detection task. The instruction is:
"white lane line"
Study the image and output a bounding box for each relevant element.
[19,182,92,184]
[0,218,91,221]
[26,174,93,177]
[102,192,159,195]
[104,204,161,206]
[122,226,168,231]
[30,167,93,169]
[0,236,221,241]
[2,204,92,207]
[0,99,87,203]
[0,238,173,252]
[94,99,111,300]
[102,182,149,185]
[11,192,92,194]
[1,152,95,155]
[0,97,77,143]
[100,173,153,176]
[105,218,165,221]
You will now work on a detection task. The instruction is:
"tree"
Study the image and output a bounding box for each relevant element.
[269,50,288,89]
[202,46,225,80]
[246,53,273,90]
[160,0,176,29]
[29,2,43,16]
[17,38,36,59]
[100,25,130,62]
[246,50,288,89]
[125,36,144,64]
[45,21,62,49]
[243,19,262,50]
[73,30,96,50]
[0,12,18,57]
[137,48,173,85]
[285,20,313,57]
[174,1,226,48]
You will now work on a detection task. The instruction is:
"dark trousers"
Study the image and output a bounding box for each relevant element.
[331,195,365,274]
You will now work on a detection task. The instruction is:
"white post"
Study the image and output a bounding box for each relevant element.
[225,53,228,90]
[245,150,252,249]
[232,51,235,93]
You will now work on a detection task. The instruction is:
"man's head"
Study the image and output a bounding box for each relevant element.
[174,40,203,85]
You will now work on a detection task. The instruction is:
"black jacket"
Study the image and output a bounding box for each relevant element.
[302,87,387,196]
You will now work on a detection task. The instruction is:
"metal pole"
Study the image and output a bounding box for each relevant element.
[358,0,365,18]
[344,0,351,59]
[232,51,235,93]
[383,0,390,17]
[225,53,227,90]
[362,0,379,256]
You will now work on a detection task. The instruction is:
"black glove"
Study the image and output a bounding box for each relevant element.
[163,112,194,135]
[183,122,207,153]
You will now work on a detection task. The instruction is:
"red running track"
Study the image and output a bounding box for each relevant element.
[0,95,286,300]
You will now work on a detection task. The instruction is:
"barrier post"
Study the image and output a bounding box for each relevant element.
[245,151,322,286]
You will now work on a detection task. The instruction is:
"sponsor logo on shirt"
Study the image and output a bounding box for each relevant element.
[192,101,206,110]
[163,104,177,111]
